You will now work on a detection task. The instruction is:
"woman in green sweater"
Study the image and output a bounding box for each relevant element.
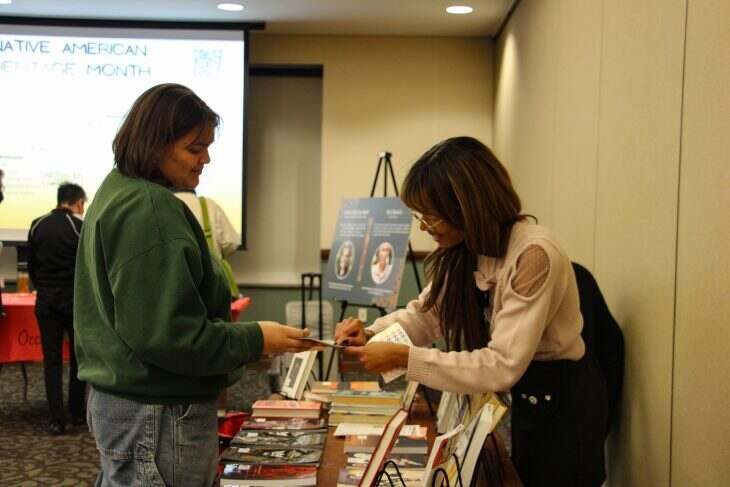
[74,83,314,486]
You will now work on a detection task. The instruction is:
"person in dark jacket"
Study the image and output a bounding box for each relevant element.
[27,182,88,435]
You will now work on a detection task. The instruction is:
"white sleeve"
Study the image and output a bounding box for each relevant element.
[211,199,241,258]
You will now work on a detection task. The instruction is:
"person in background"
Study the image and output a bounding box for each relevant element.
[27,182,88,435]
[74,83,315,486]
[175,190,240,260]
[175,190,240,299]
[336,136,608,487]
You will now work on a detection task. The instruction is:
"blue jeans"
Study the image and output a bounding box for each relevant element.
[87,387,218,487]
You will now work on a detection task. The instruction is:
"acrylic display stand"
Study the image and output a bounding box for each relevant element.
[371,435,507,487]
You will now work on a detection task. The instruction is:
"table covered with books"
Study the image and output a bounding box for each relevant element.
[0,292,250,364]
[216,372,521,486]
[216,323,521,486]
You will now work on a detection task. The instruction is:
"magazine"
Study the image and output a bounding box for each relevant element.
[219,463,317,486]
[231,430,327,449]
[421,424,464,487]
[220,446,323,465]
[239,416,327,431]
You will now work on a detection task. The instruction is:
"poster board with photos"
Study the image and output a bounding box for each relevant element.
[324,198,412,310]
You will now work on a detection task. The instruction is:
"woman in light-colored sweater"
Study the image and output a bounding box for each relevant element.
[336,136,607,487]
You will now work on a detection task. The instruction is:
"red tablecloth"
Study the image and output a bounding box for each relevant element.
[1,293,252,363]
[0,293,71,363]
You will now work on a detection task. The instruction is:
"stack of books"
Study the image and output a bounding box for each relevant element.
[220,464,319,487]
[329,390,404,425]
[305,381,381,404]
[335,409,423,486]
[218,411,328,486]
[311,381,380,396]
[343,428,428,455]
[251,400,322,419]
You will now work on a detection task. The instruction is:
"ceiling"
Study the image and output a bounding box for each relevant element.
[0,1,516,37]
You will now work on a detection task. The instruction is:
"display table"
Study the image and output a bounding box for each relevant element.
[0,293,70,364]
[1,293,251,400]
[316,393,522,486]
[0,293,252,363]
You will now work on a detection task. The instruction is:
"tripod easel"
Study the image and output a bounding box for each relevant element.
[325,151,434,415]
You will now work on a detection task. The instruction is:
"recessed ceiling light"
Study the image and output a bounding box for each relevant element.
[217,3,244,12]
[0,0,14,5]
[446,5,474,15]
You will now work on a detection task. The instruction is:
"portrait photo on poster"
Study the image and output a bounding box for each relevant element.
[335,240,355,280]
[370,241,394,285]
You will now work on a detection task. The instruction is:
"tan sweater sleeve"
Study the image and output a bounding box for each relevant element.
[211,198,241,259]
[406,242,571,394]
[366,283,443,346]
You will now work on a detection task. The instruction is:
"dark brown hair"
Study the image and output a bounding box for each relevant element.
[402,136,523,351]
[112,83,219,185]
[57,182,86,205]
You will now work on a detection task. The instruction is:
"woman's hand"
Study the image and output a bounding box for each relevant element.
[344,343,410,373]
[334,317,368,346]
[259,322,316,354]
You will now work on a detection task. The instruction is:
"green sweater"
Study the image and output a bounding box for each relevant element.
[74,169,262,403]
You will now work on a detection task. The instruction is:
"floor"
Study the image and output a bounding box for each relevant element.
[0,362,272,485]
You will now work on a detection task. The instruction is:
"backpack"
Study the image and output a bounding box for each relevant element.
[199,197,239,298]
[572,262,625,435]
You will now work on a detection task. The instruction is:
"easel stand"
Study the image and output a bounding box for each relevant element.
[369,151,422,292]
[327,151,435,416]
[300,272,325,379]
[336,151,422,318]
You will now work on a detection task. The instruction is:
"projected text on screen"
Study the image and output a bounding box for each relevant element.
[0,25,245,242]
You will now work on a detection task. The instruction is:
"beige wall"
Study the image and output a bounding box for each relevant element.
[230,75,322,286]
[495,0,729,485]
[250,34,494,252]
[672,0,730,484]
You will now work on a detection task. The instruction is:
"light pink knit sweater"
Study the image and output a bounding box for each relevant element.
[368,221,585,394]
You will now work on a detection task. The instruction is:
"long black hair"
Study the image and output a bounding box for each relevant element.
[402,137,523,351]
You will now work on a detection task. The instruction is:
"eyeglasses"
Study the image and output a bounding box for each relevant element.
[412,212,443,232]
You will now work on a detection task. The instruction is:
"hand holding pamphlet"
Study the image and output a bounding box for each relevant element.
[368,323,413,383]
[296,337,345,349]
